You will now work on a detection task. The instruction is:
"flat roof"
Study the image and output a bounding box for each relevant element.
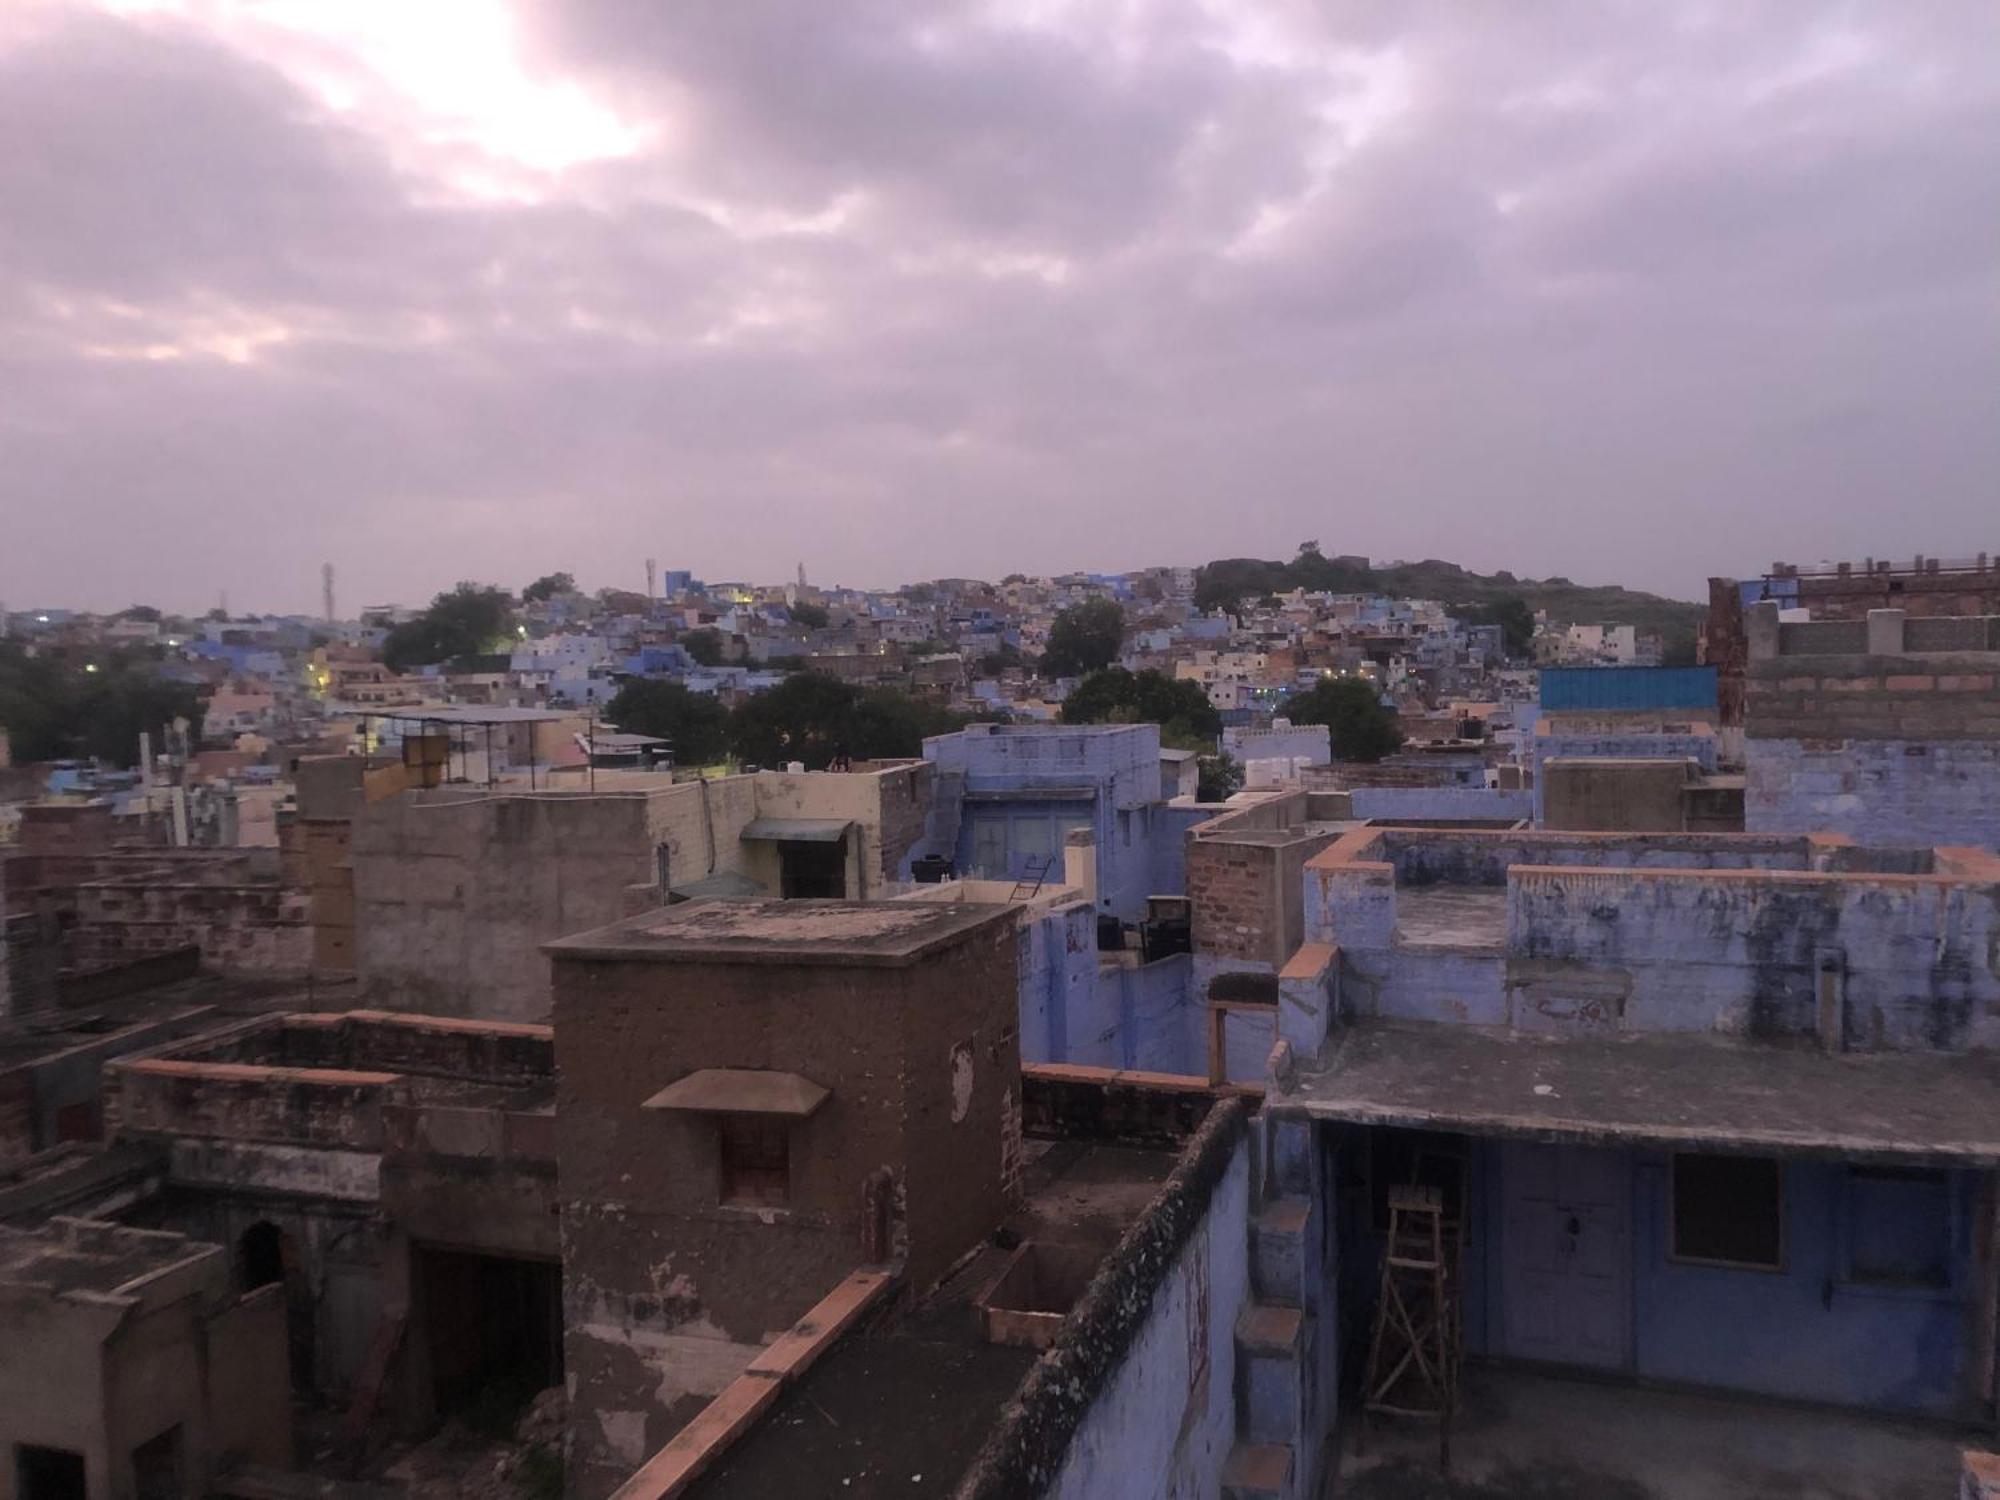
[0,1218,213,1297]
[685,1141,1179,1500]
[1275,1021,2000,1166]
[544,900,1015,967]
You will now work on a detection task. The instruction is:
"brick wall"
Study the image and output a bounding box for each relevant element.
[874,762,935,881]
[1187,839,1280,964]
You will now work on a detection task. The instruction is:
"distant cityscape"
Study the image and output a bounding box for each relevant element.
[3,548,2000,1500]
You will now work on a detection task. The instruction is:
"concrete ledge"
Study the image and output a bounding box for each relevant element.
[609,1267,897,1500]
[954,1096,1249,1500]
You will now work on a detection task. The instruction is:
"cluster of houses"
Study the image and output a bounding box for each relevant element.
[1,553,1999,1499]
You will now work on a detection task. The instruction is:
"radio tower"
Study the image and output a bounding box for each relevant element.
[646,558,657,598]
[322,562,336,623]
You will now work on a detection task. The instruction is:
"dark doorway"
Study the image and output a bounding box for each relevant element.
[239,1221,316,1394]
[240,1222,284,1288]
[131,1426,183,1500]
[777,838,847,898]
[17,1445,87,1500]
[415,1248,563,1431]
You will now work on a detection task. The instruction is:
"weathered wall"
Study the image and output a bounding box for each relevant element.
[640,776,759,895]
[1532,731,1715,823]
[1305,832,2000,1052]
[1040,1141,1248,1500]
[1507,867,2000,1050]
[1458,1142,1988,1419]
[957,1100,1250,1500]
[1743,614,2000,849]
[68,880,310,973]
[353,791,659,1022]
[927,725,1165,920]
[553,915,1019,1497]
[1349,786,1534,823]
[1089,954,1199,1074]
[1542,759,1694,833]
[1013,898,1102,1067]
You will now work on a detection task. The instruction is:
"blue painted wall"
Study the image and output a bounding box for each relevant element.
[1445,1142,1980,1418]
[926,724,1167,919]
[1540,666,1718,711]
[1043,1138,1251,1500]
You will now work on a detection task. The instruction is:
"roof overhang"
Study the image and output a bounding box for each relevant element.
[642,1068,830,1118]
[740,818,851,843]
[1273,1022,2000,1168]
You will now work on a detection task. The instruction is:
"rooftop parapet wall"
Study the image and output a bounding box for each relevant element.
[182,1010,553,1085]
[1302,830,2000,1053]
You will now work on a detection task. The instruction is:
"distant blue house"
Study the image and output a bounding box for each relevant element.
[919,723,1175,919]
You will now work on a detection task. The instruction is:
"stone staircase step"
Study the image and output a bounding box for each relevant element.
[1221,1441,1293,1500]
[1252,1195,1309,1306]
[1236,1302,1304,1356]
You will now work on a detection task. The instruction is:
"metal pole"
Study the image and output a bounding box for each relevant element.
[486,723,494,788]
[588,709,596,793]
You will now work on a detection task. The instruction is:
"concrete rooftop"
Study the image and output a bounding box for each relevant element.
[1276,1021,2000,1166]
[685,1140,1180,1499]
[544,899,1015,967]
[1340,1366,1962,1500]
[0,1217,211,1297]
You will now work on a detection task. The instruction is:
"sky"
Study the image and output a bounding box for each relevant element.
[1,0,1996,616]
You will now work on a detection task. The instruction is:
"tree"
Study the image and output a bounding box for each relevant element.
[1196,753,1243,802]
[729,678,968,769]
[522,572,576,603]
[729,674,859,769]
[1040,599,1125,678]
[1283,677,1402,762]
[1458,596,1534,657]
[788,601,829,630]
[1060,667,1221,748]
[0,643,203,766]
[117,605,163,623]
[977,642,1024,676]
[848,689,968,759]
[680,628,726,667]
[605,679,730,766]
[381,583,515,671]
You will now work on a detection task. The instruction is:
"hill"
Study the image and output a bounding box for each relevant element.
[1192,550,1704,660]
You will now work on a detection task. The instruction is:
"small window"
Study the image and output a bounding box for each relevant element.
[719,1115,790,1207]
[1672,1154,1783,1270]
[1848,1167,1951,1289]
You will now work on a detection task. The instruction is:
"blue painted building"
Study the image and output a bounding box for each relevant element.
[1270,826,2000,1427]
[920,723,1175,920]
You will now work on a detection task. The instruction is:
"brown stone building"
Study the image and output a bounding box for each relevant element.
[546,900,1020,1497]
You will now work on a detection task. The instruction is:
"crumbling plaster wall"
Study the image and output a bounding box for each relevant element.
[353,791,659,1022]
[553,920,1019,1498]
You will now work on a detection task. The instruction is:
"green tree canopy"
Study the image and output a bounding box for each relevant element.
[680,628,726,667]
[381,583,515,671]
[1040,599,1125,678]
[522,572,576,603]
[0,643,204,766]
[728,678,967,768]
[1196,752,1243,802]
[1059,667,1220,749]
[1283,677,1402,762]
[604,679,731,766]
[788,601,829,629]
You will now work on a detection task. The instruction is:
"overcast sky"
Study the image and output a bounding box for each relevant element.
[2,1,1996,615]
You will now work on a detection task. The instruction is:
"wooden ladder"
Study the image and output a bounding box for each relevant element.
[1010,855,1056,901]
[1360,1184,1460,1467]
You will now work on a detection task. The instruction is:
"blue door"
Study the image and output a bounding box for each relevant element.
[1500,1142,1632,1370]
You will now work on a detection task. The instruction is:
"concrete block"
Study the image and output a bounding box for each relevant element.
[1867,608,1907,655]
